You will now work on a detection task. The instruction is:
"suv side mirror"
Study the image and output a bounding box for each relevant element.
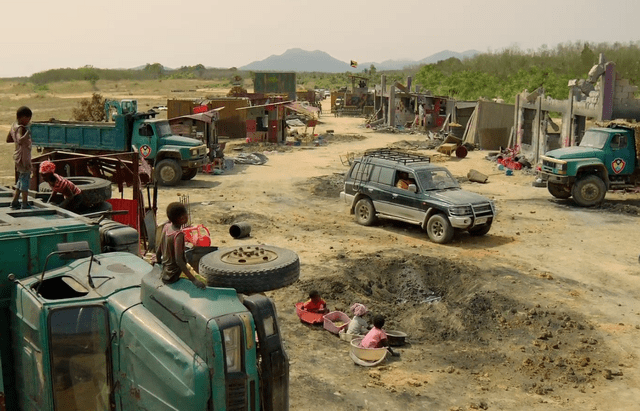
[408,184,417,193]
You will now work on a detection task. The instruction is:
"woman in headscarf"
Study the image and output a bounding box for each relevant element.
[345,303,369,336]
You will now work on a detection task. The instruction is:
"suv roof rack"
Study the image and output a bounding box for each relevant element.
[363,149,431,164]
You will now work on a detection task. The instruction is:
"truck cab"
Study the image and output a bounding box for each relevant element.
[539,125,640,206]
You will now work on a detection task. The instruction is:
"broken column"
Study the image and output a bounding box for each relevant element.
[388,85,396,128]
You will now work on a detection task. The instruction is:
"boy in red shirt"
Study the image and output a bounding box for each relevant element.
[39,161,84,212]
[302,290,328,313]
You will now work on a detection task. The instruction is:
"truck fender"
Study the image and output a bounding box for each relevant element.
[576,163,609,187]
[154,149,182,164]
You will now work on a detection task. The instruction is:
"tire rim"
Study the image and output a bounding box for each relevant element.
[220,246,278,265]
[431,221,444,238]
[580,184,599,202]
[357,205,370,221]
[160,167,176,182]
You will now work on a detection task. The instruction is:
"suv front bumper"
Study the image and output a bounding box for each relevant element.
[449,215,490,229]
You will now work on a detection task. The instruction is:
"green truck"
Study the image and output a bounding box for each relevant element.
[0,187,292,411]
[30,100,207,186]
[538,123,640,206]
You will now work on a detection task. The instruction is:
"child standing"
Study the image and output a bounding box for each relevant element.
[302,290,328,313]
[9,106,33,209]
[155,202,206,289]
[38,161,83,212]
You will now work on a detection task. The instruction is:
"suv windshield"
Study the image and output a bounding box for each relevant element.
[579,130,610,149]
[417,169,459,190]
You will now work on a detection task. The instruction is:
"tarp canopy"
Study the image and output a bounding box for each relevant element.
[285,101,319,118]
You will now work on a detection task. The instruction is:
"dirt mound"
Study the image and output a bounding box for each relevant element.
[291,251,619,393]
[297,173,345,198]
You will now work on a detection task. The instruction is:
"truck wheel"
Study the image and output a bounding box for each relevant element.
[426,213,454,244]
[547,182,571,199]
[199,245,300,294]
[155,159,182,186]
[354,198,376,226]
[571,175,606,207]
[468,222,492,236]
[181,167,198,180]
[66,177,112,207]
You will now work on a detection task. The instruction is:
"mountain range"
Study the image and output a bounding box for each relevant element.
[239,48,481,72]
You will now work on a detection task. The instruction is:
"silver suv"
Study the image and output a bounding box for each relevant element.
[340,149,496,244]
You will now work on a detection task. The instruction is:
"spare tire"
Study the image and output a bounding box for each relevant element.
[37,177,111,207]
[199,245,300,294]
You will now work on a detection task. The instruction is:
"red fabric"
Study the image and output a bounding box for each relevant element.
[39,161,56,174]
[106,199,139,230]
[360,327,387,348]
[302,298,326,313]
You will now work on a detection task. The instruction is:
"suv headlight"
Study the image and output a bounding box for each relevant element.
[223,326,242,373]
[449,206,472,216]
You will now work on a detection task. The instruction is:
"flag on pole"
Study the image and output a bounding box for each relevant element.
[350,60,358,68]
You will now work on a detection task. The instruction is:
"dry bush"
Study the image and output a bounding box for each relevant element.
[72,93,106,121]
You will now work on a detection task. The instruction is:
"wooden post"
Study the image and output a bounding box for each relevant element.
[389,86,396,128]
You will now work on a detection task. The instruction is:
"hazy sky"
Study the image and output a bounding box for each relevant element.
[2,0,638,78]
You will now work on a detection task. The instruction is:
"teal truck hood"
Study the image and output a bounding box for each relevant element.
[545,146,602,160]
[161,135,202,147]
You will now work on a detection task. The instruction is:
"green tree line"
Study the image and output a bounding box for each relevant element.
[414,41,640,103]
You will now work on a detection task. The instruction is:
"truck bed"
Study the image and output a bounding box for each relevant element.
[31,117,129,152]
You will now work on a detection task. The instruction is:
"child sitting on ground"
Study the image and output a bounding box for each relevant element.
[345,303,369,336]
[39,161,83,212]
[302,290,328,313]
[155,202,206,290]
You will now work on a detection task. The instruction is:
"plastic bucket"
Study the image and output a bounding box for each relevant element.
[229,222,251,239]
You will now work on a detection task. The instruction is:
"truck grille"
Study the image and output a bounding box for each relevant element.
[227,379,248,411]
[472,203,494,217]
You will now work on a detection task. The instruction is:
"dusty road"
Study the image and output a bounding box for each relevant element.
[154,112,640,410]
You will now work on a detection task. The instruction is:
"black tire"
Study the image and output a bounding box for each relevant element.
[426,213,454,244]
[571,175,606,207]
[68,177,112,207]
[354,198,376,226]
[547,182,571,199]
[468,221,492,236]
[155,159,182,186]
[199,245,300,294]
[181,167,198,180]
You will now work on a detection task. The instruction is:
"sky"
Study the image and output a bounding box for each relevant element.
[1,0,639,78]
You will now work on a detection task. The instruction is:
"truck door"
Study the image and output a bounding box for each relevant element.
[48,305,112,411]
[133,122,157,162]
[607,132,635,176]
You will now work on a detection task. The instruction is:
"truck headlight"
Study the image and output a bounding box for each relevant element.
[223,326,242,373]
[557,163,567,172]
[190,148,198,157]
[449,206,472,216]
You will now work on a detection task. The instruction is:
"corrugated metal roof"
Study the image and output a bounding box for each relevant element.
[169,108,223,124]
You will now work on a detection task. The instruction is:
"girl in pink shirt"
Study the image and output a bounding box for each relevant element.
[360,314,398,356]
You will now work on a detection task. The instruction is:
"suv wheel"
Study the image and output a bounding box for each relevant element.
[426,213,454,244]
[354,198,376,226]
[468,222,492,236]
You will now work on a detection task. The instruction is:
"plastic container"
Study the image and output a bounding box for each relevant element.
[183,225,211,247]
[295,302,324,324]
[323,311,351,334]
[229,222,251,239]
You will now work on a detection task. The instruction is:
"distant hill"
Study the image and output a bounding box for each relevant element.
[239,49,481,72]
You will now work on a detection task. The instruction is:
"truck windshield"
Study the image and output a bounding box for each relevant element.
[156,122,173,137]
[579,130,610,149]
[417,169,460,190]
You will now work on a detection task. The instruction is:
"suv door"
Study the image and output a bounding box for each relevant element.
[366,165,396,215]
[389,170,425,223]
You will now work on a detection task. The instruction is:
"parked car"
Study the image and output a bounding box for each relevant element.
[340,149,496,243]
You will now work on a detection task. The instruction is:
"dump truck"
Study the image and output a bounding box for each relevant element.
[30,100,207,186]
[0,186,292,411]
[538,122,640,206]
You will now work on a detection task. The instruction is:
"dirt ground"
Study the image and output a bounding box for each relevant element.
[3,96,640,410]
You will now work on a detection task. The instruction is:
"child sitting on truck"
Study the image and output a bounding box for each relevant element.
[155,202,206,289]
[39,161,84,212]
